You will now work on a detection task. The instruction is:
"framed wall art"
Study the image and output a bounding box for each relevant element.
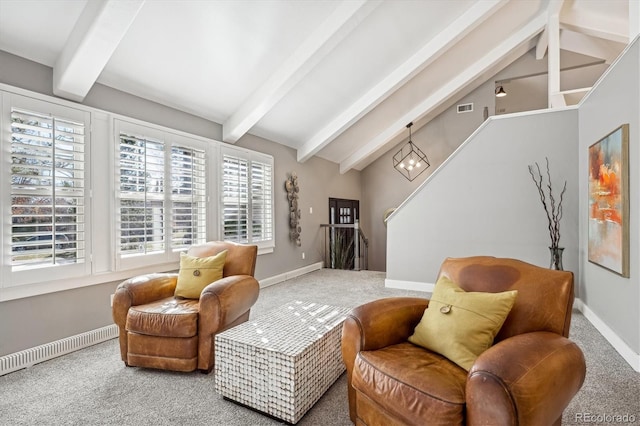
[588,124,629,277]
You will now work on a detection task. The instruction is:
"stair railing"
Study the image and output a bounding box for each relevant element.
[320,220,368,271]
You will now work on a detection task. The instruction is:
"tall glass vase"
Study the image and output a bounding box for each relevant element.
[549,246,564,270]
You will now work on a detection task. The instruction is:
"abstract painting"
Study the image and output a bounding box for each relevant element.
[588,124,629,277]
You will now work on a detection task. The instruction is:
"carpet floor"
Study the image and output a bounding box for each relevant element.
[0,269,638,425]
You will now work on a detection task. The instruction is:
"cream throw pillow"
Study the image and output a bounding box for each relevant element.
[408,276,517,371]
[174,250,227,299]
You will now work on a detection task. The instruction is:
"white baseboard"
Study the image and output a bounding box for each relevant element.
[0,324,118,376]
[575,298,640,372]
[259,262,323,288]
[384,278,433,293]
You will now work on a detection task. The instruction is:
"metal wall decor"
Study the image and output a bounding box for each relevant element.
[285,172,301,246]
[392,122,430,181]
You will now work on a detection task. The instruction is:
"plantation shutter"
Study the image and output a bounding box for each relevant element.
[222,153,249,242]
[171,145,207,250]
[220,146,274,250]
[251,159,273,242]
[118,132,165,256]
[10,107,86,270]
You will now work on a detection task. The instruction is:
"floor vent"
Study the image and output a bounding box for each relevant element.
[0,324,118,377]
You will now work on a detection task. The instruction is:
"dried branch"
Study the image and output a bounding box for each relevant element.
[528,157,566,249]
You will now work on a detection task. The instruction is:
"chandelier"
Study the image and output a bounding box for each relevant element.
[392,122,430,181]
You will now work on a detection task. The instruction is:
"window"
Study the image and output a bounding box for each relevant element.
[221,146,274,252]
[116,120,207,270]
[3,96,90,287]
[1,86,274,300]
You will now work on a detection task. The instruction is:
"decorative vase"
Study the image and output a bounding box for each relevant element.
[549,246,564,270]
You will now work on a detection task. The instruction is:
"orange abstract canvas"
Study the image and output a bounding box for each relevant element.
[588,124,629,277]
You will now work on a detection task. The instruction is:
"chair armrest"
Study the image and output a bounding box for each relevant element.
[341,297,428,423]
[466,331,586,426]
[112,273,178,327]
[342,297,428,354]
[199,274,260,335]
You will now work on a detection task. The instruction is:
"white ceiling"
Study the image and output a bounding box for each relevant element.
[0,0,630,172]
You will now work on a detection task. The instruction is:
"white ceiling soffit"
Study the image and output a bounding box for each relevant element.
[560,0,629,44]
[295,0,509,164]
[559,30,627,64]
[221,0,380,145]
[53,0,145,102]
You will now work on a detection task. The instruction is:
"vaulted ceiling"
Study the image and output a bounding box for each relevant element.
[0,0,631,172]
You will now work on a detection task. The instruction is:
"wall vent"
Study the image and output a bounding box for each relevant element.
[0,324,118,376]
[457,103,473,113]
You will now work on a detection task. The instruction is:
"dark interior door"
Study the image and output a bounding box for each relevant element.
[329,198,359,269]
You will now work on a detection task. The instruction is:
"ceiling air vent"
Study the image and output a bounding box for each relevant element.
[457,103,473,113]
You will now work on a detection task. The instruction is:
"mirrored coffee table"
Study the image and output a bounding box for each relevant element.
[214,300,350,424]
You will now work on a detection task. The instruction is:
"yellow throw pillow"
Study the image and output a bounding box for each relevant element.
[408,276,517,371]
[174,250,227,299]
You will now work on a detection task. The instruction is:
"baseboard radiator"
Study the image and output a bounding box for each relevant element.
[0,324,118,377]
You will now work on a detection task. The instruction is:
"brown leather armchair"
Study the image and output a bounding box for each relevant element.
[341,256,586,426]
[112,241,259,373]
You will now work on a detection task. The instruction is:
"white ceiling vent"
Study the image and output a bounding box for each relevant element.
[457,103,473,113]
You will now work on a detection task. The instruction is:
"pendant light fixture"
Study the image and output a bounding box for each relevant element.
[392,122,430,181]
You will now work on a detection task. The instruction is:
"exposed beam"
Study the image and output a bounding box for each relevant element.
[339,13,547,174]
[548,7,561,106]
[535,0,564,60]
[222,0,379,144]
[53,0,145,102]
[295,0,508,163]
[536,28,549,60]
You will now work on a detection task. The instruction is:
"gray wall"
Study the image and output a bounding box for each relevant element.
[0,50,361,356]
[386,109,579,285]
[578,40,639,354]
[361,48,606,273]
[361,81,492,272]
[236,133,362,279]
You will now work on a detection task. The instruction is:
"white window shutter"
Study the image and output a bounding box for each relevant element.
[10,107,86,270]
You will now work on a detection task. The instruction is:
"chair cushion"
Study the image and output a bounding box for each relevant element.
[126,297,199,338]
[174,250,227,299]
[408,275,517,370]
[352,342,467,425]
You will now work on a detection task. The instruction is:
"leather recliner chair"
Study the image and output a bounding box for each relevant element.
[341,256,586,425]
[112,241,259,373]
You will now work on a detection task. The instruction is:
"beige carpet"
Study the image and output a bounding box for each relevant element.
[0,269,637,425]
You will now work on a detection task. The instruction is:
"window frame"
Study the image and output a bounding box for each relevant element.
[1,94,91,288]
[220,145,275,254]
[114,119,211,272]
